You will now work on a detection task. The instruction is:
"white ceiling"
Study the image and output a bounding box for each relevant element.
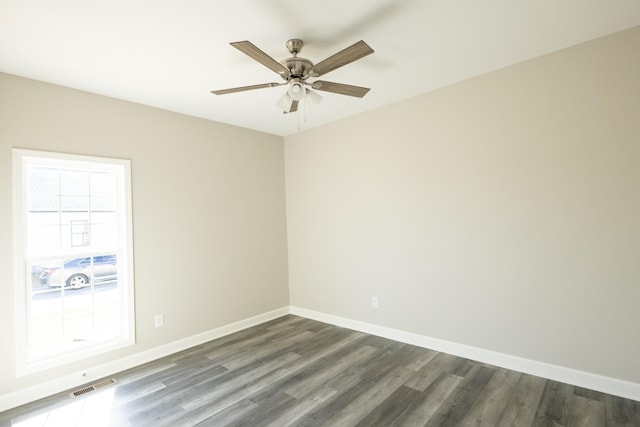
[1,0,639,136]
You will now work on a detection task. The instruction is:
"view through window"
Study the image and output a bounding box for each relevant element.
[13,149,134,374]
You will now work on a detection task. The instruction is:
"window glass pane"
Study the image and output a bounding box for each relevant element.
[70,220,90,247]
[91,172,116,197]
[60,195,90,211]
[60,169,90,196]
[27,224,62,258]
[91,224,118,251]
[27,167,60,212]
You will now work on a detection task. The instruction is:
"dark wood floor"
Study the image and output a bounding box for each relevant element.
[1,315,639,426]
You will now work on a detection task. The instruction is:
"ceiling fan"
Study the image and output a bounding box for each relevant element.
[211,39,374,114]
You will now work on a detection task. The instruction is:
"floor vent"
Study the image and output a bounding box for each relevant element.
[70,378,117,398]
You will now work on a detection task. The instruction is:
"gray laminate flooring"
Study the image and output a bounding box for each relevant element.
[1,315,639,426]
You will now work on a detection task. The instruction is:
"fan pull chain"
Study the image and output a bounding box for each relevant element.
[304,98,309,125]
[299,98,309,131]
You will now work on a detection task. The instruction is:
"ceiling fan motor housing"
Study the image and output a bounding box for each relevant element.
[280,57,313,80]
[280,39,314,80]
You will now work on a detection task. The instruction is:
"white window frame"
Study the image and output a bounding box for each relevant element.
[12,148,135,376]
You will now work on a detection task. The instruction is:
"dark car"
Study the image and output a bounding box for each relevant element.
[40,255,118,289]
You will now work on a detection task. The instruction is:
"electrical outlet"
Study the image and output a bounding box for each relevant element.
[372,297,379,309]
[154,313,164,328]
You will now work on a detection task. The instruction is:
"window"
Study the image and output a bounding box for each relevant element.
[13,149,135,375]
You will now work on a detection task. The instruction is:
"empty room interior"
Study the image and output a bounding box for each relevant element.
[1,1,640,425]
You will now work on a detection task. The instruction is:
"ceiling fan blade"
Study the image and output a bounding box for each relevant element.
[307,40,374,77]
[211,82,283,95]
[289,100,299,113]
[311,81,371,98]
[230,41,291,78]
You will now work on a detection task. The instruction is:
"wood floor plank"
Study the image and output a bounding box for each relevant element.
[182,351,301,411]
[404,363,448,393]
[283,344,378,398]
[111,381,167,408]
[201,391,296,427]
[325,370,365,393]
[192,397,258,427]
[604,393,640,427]
[347,343,414,383]
[161,362,228,389]
[567,394,605,427]
[164,365,295,426]
[354,385,424,426]
[395,372,464,426]
[497,372,547,427]
[219,329,314,371]
[295,377,376,426]
[263,386,337,427]
[424,365,496,426]
[405,347,439,372]
[115,361,177,388]
[321,365,416,426]
[380,343,438,376]
[291,326,362,359]
[460,367,522,426]
[1,315,638,427]
[264,314,307,330]
[405,352,472,392]
[532,380,574,426]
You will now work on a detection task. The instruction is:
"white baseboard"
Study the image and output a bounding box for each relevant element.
[0,307,289,412]
[3,305,638,412]
[290,306,640,402]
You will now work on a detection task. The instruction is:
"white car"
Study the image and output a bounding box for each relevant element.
[40,255,118,289]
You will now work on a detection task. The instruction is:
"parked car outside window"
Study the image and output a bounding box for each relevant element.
[39,255,118,289]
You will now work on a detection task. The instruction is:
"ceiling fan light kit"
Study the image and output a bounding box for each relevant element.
[212,38,374,115]
[287,80,306,101]
[305,88,323,106]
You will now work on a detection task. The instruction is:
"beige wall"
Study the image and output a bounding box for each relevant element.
[285,27,640,383]
[0,73,289,395]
